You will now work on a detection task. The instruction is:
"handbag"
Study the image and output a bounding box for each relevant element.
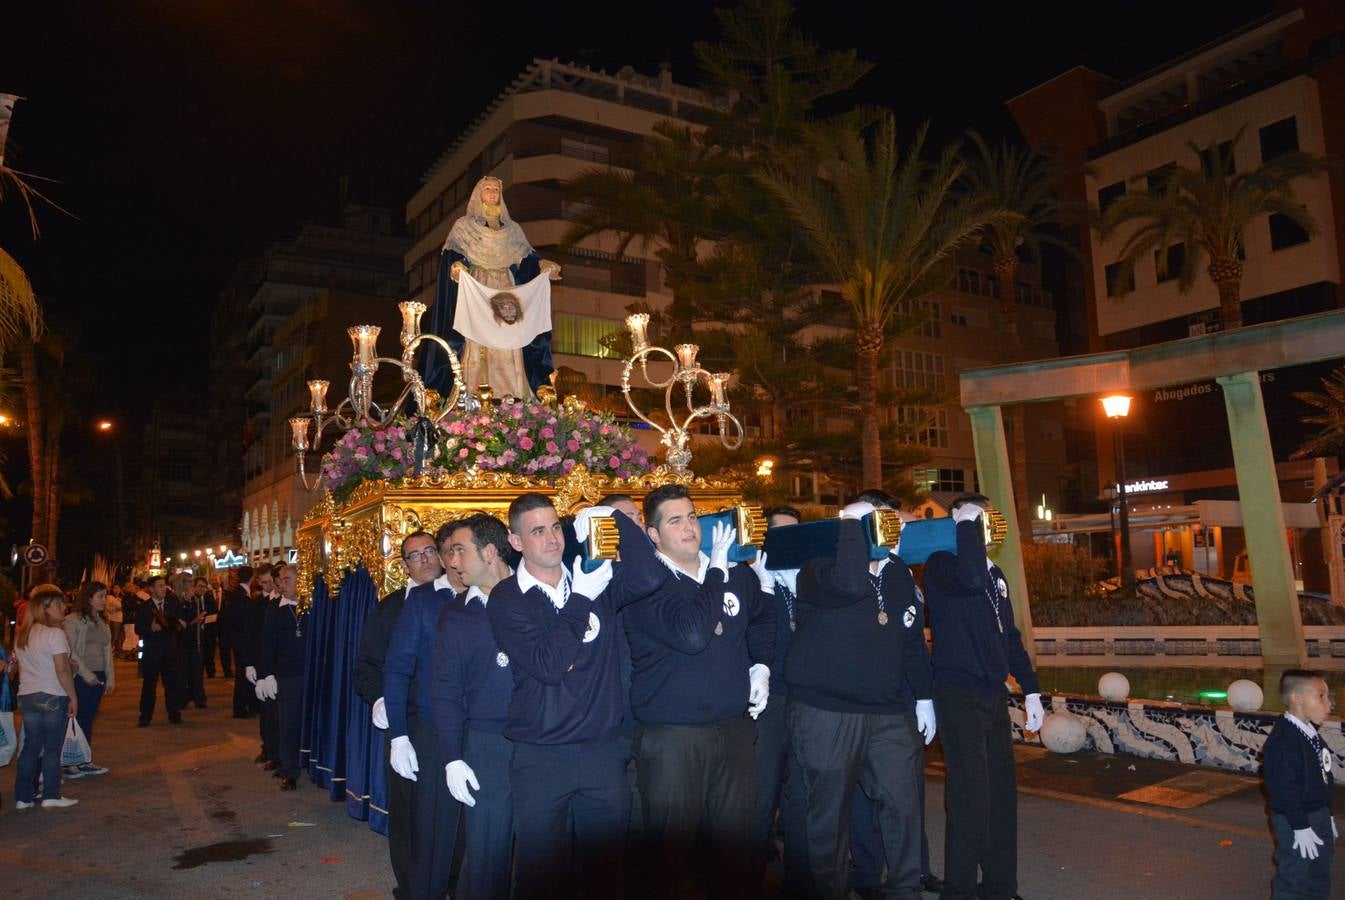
[61,717,92,767]
[0,710,15,767]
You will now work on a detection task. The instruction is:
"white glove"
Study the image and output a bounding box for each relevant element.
[709,520,736,578]
[748,664,770,719]
[371,697,388,730]
[569,556,613,606]
[840,500,876,521]
[1024,693,1045,732]
[915,699,937,745]
[445,760,480,807]
[245,665,257,684]
[749,552,774,593]
[953,502,983,524]
[573,505,615,541]
[1293,826,1324,860]
[390,735,420,782]
[80,669,100,686]
[254,674,278,701]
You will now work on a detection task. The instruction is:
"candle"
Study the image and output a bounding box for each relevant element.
[307,379,329,414]
[349,325,380,366]
[399,301,426,345]
[288,417,310,451]
[709,372,730,406]
[675,343,699,370]
[626,313,650,351]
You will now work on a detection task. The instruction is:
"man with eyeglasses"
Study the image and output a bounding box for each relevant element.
[383,525,466,900]
[355,529,451,900]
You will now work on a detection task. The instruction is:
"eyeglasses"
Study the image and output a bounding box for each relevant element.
[403,548,438,564]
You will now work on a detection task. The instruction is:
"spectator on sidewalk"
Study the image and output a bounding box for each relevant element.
[12,584,80,810]
[62,581,114,779]
[1264,669,1336,899]
[105,586,124,660]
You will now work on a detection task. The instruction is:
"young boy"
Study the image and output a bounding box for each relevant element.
[1264,668,1337,899]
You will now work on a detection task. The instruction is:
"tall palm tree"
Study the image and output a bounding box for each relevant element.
[1291,365,1345,460]
[758,115,1003,486]
[1097,127,1327,330]
[960,132,1079,534]
[0,247,48,547]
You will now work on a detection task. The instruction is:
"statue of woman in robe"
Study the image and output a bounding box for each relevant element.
[423,176,560,400]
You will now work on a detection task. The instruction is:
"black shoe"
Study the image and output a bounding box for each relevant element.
[137,720,150,728]
[920,874,945,894]
[169,716,183,725]
[254,753,268,764]
[194,702,207,709]
[264,760,277,771]
[279,777,297,791]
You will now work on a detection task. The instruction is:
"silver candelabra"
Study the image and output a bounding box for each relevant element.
[287,301,466,492]
[620,312,744,473]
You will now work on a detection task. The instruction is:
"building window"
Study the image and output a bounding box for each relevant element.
[1097,181,1126,215]
[1104,261,1134,296]
[1199,141,1235,175]
[1152,243,1185,283]
[891,351,945,392]
[901,299,941,338]
[1146,162,1177,195]
[1269,212,1311,250]
[551,314,622,358]
[1259,117,1299,161]
[950,312,968,327]
[894,407,948,448]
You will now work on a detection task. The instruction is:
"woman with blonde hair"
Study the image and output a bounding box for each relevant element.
[63,581,113,779]
[12,584,80,809]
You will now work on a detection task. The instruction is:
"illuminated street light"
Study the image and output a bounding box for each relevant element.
[1035,493,1053,522]
[97,420,114,431]
[219,545,227,554]
[179,552,188,561]
[755,456,777,479]
[1101,394,1134,591]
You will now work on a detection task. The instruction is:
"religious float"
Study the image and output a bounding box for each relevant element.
[287,178,768,832]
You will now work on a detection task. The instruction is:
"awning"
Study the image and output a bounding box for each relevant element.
[1194,499,1320,529]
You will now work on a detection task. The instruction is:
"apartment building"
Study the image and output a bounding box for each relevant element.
[224,203,407,562]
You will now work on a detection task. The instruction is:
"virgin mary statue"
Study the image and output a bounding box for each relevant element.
[423,176,560,401]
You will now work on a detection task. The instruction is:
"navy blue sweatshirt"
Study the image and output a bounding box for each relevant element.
[257,602,306,679]
[488,512,668,747]
[352,587,409,708]
[625,558,775,725]
[784,519,933,714]
[1263,715,1335,829]
[924,520,1040,697]
[383,580,458,738]
[430,588,514,762]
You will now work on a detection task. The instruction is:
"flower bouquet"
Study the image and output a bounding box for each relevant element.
[321,421,449,503]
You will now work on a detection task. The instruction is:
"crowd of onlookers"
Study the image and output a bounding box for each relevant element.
[0,565,295,811]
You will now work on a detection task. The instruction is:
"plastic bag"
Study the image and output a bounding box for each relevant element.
[61,717,91,767]
[0,710,15,767]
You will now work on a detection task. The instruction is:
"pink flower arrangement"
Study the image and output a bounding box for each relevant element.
[321,420,449,502]
[440,399,653,479]
[319,401,654,500]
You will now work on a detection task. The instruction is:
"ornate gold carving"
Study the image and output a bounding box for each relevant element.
[296,464,746,604]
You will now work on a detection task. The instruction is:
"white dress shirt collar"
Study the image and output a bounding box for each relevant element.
[1285,712,1321,741]
[517,560,569,607]
[656,550,711,584]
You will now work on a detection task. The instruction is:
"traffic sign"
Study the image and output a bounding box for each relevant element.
[22,542,48,566]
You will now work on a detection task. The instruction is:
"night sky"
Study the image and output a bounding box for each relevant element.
[0,0,1276,422]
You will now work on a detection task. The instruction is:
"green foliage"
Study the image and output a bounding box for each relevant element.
[1291,365,1345,460]
[1096,128,1327,297]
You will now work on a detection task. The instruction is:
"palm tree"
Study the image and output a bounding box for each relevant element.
[0,247,48,548]
[560,121,725,299]
[1097,127,1327,330]
[758,115,1003,487]
[960,132,1079,534]
[1291,365,1345,460]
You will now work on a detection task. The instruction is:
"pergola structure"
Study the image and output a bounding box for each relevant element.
[960,308,1345,676]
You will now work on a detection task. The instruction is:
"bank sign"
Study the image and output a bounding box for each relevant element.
[1152,372,1274,402]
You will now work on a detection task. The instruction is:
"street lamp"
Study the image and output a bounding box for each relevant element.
[1101,394,1134,590]
[96,420,113,432]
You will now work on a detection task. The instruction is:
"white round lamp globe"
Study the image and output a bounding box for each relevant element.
[1039,712,1087,754]
[1098,672,1130,701]
[1227,679,1264,713]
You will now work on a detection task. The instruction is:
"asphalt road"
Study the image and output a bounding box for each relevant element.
[4,657,1344,898]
